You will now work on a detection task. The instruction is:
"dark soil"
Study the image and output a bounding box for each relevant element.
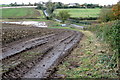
[1,23,83,78]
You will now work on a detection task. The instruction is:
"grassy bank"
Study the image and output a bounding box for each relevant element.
[54,8,101,18]
[51,28,118,78]
[85,20,120,73]
[1,8,43,18]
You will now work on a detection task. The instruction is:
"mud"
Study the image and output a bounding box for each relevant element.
[2,24,83,78]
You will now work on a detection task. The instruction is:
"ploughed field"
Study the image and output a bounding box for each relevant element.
[1,23,83,78]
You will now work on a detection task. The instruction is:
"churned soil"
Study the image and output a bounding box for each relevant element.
[1,23,83,78]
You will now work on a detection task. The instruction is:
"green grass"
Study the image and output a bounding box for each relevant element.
[49,27,79,31]
[1,8,43,18]
[54,8,101,18]
[37,10,45,18]
[0,5,11,7]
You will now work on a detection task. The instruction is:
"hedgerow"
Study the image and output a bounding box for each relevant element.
[85,20,120,69]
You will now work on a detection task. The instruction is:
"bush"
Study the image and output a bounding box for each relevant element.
[99,8,115,22]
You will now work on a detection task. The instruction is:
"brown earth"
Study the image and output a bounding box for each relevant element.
[1,23,83,78]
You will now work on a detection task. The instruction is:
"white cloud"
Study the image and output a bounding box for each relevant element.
[0,0,119,5]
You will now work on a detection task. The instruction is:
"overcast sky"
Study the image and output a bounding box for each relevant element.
[1,0,119,5]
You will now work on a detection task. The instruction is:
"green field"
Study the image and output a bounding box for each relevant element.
[55,8,101,18]
[0,5,11,7]
[1,8,43,18]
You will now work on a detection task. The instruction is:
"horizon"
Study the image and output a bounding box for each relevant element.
[1,0,119,6]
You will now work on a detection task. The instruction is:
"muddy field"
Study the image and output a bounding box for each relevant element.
[1,23,83,78]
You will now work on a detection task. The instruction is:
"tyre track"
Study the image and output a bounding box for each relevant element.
[2,30,77,78]
[2,28,83,78]
[1,34,55,60]
[23,31,83,78]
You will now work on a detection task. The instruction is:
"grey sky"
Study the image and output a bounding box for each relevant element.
[1,0,119,5]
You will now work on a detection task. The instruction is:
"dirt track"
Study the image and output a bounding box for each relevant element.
[2,23,83,78]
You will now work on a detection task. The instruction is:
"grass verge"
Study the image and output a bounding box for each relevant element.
[51,28,118,78]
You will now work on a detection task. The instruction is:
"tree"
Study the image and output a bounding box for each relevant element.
[58,10,70,23]
[34,2,37,6]
[75,3,80,8]
[36,3,44,10]
[28,2,32,6]
[112,1,120,19]
[14,2,17,6]
[10,3,14,6]
[55,2,63,8]
[45,0,56,19]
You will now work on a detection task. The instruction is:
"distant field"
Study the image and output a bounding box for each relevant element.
[1,8,43,18]
[55,8,101,18]
[0,5,10,7]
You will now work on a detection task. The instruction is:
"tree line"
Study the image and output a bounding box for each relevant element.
[8,2,104,8]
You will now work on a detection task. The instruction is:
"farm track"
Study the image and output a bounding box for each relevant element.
[2,34,56,60]
[23,31,81,78]
[2,23,83,78]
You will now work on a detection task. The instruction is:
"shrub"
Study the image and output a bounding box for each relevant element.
[99,8,115,22]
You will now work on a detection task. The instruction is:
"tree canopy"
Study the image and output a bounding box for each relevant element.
[112,1,120,19]
[58,10,70,23]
